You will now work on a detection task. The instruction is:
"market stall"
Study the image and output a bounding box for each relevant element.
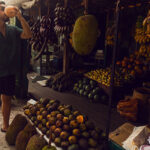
[4,0,150,149]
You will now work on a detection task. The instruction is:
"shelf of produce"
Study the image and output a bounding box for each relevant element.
[28,73,126,132]
[25,113,62,150]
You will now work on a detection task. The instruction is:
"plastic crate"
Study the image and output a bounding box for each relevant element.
[109,140,125,150]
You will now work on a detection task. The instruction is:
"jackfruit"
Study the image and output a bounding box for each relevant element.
[15,123,36,150]
[72,15,99,55]
[26,134,46,150]
[6,114,28,145]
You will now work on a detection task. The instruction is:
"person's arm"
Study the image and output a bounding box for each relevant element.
[16,10,32,39]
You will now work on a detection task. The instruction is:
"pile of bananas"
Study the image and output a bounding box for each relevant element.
[54,2,74,35]
[29,15,57,52]
[30,20,44,51]
[134,16,150,44]
[134,28,150,44]
[85,68,125,87]
[139,44,150,58]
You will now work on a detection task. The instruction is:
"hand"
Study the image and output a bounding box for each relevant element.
[15,8,23,20]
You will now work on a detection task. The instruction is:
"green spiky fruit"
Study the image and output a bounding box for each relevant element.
[72,15,99,55]
[6,114,28,145]
[15,123,36,150]
[26,134,46,150]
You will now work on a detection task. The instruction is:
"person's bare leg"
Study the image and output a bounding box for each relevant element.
[1,94,11,131]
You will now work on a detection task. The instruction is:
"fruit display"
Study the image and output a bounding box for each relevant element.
[72,15,99,55]
[134,16,150,58]
[46,72,83,92]
[26,134,47,150]
[29,19,43,51]
[6,114,28,145]
[117,98,138,122]
[73,78,109,104]
[24,98,106,150]
[54,2,74,35]
[85,68,125,87]
[15,123,36,150]
[29,14,57,52]
[134,16,150,44]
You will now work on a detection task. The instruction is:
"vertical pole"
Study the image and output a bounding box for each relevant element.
[105,0,121,143]
[63,0,69,74]
[104,11,110,68]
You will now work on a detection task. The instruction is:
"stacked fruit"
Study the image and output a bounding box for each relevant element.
[24,99,106,150]
[46,72,83,92]
[134,16,150,44]
[54,2,74,35]
[116,53,149,77]
[73,78,109,104]
[85,68,124,87]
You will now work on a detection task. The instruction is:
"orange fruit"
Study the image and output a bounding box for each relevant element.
[130,70,135,76]
[128,65,132,69]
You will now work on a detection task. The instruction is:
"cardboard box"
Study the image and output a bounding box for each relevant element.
[109,123,134,147]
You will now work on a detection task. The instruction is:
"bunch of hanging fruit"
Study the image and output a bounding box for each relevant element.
[54,2,74,35]
[24,98,106,150]
[29,14,57,52]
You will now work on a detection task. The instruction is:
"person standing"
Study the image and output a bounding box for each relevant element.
[0,1,32,132]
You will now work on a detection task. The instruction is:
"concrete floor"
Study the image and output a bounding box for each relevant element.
[0,99,25,150]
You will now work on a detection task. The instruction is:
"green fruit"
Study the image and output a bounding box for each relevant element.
[88,93,93,99]
[94,95,99,101]
[83,91,88,97]
[90,80,97,86]
[83,78,89,84]
[82,131,90,138]
[85,85,90,91]
[6,114,28,145]
[76,88,80,93]
[64,109,71,116]
[42,145,56,150]
[78,80,82,84]
[74,83,78,87]
[73,86,78,92]
[88,138,97,147]
[79,89,84,95]
[26,135,46,150]
[78,84,82,88]
[68,144,79,150]
[73,15,99,55]
[42,119,47,126]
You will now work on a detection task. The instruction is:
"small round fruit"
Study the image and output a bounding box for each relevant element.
[68,136,77,144]
[72,129,80,136]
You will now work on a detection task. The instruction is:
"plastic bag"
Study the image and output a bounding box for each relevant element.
[123,126,150,150]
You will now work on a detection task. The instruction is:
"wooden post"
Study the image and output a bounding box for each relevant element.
[84,0,88,15]
[105,0,121,145]
[63,0,69,74]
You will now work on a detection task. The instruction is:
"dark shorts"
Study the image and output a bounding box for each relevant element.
[0,75,15,96]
